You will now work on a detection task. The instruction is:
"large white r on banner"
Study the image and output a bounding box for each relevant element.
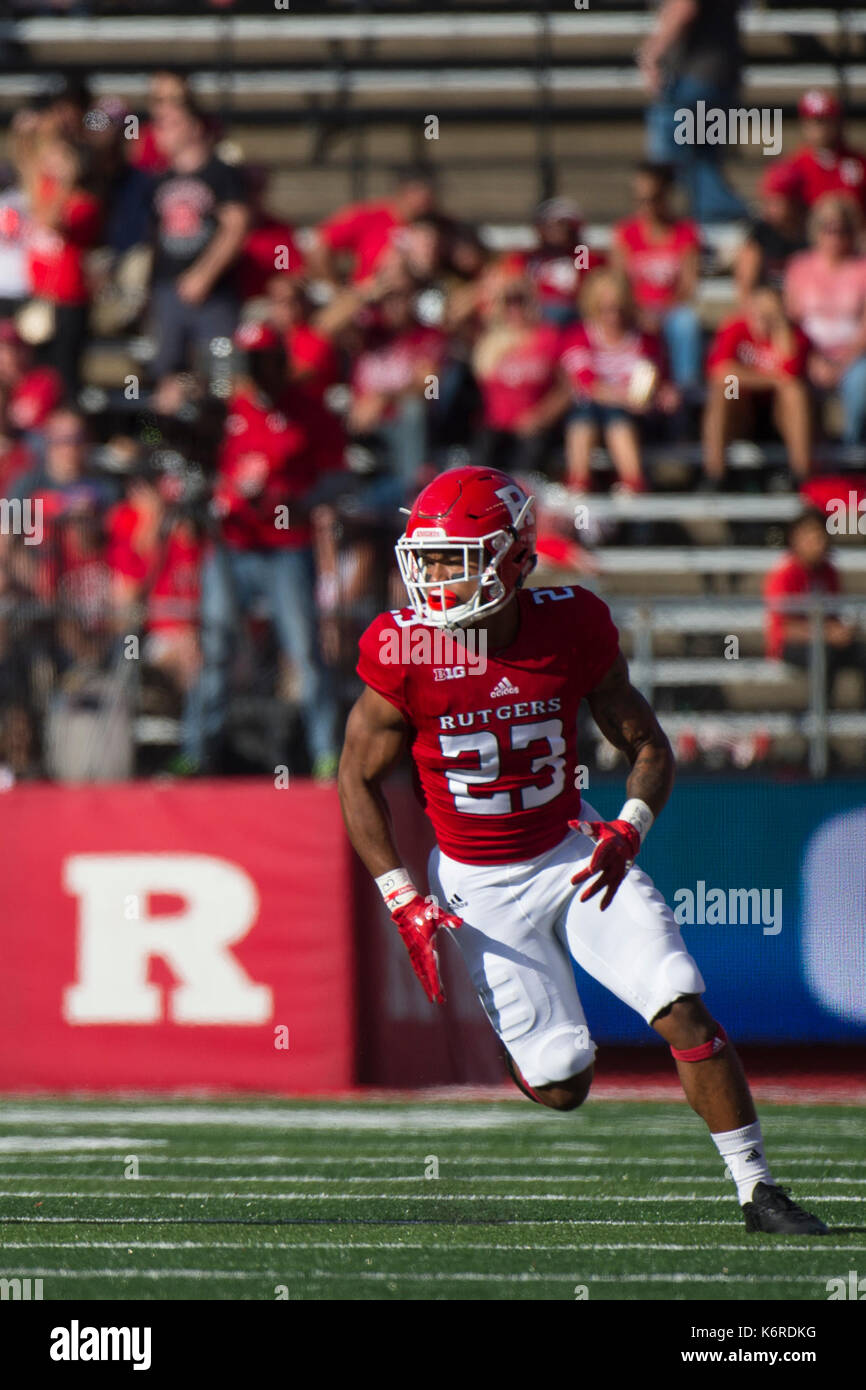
[63,854,273,1024]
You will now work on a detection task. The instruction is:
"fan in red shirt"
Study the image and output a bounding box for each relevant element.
[25,138,102,393]
[559,268,677,493]
[763,510,865,690]
[770,90,866,217]
[0,319,64,432]
[182,319,343,777]
[235,167,305,303]
[610,162,702,393]
[471,275,565,474]
[263,274,340,405]
[703,287,811,486]
[106,470,202,701]
[311,166,438,287]
[317,264,445,502]
[500,198,604,327]
[337,464,828,1238]
[215,321,345,551]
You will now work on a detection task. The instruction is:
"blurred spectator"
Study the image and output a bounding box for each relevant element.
[319,264,445,504]
[0,319,64,433]
[8,409,116,663]
[764,511,866,694]
[83,97,153,255]
[471,276,564,474]
[264,275,340,405]
[106,469,202,712]
[0,383,36,492]
[148,103,249,381]
[784,194,866,446]
[0,162,32,317]
[500,198,603,327]
[183,321,341,779]
[128,71,222,177]
[772,90,866,218]
[23,136,102,395]
[610,162,702,394]
[310,166,439,288]
[639,0,748,223]
[559,269,677,493]
[703,287,811,486]
[236,166,305,303]
[735,164,808,298]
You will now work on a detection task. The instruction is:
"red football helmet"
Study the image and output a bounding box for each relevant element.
[395,467,537,627]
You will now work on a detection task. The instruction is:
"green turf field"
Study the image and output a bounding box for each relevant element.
[0,1098,863,1301]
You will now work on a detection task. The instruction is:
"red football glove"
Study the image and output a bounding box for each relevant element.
[568,818,641,911]
[391,895,462,1005]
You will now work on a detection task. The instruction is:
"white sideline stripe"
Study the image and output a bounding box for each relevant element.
[0,1138,168,1153]
[3,1173,863,1186]
[0,1155,850,1169]
[0,1107,542,1131]
[0,1268,834,1284]
[0,1217,755,1227]
[0,1190,857,1202]
[2,1118,859,1143]
[4,1241,865,1254]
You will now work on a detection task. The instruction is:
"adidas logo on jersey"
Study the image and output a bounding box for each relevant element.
[489,676,519,699]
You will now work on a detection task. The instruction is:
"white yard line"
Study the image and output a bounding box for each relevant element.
[0,1216,769,1226]
[0,1190,859,1202]
[2,1173,863,1186]
[0,1154,853,1169]
[0,1138,168,1152]
[0,1267,837,1285]
[3,1240,866,1254]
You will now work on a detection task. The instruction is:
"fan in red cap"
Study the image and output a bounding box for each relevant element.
[769,89,866,214]
[798,89,841,122]
[395,466,536,628]
[233,319,281,353]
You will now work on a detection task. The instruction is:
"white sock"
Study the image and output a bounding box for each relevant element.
[711,1121,774,1205]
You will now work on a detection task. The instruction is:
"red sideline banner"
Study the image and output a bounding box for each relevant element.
[0,781,355,1092]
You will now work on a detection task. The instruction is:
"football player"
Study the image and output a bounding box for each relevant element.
[338,466,827,1235]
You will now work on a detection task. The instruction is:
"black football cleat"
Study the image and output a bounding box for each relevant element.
[742,1183,829,1235]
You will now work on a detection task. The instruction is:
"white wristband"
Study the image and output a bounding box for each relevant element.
[618,798,654,845]
[374,867,417,912]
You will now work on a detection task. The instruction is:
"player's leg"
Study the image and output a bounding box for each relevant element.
[603,417,644,492]
[428,846,595,1112]
[554,813,827,1232]
[564,411,597,491]
[649,992,755,1132]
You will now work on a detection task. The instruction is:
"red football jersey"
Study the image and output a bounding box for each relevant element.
[356,585,620,865]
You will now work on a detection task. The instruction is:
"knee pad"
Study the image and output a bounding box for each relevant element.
[651,949,706,1017]
[671,1023,727,1063]
[526,1023,597,1088]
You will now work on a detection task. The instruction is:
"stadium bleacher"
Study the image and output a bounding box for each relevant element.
[1,2,865,780]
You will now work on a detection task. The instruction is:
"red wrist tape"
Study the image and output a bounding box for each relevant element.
[670,1024,727,1063]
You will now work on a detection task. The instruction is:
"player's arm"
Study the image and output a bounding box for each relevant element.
[338,683,409,878]
[570,652,674,910]
[587,651,674,817]
[338,684,461,1004]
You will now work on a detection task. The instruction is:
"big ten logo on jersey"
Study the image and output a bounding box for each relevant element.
[380,613,488,675]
